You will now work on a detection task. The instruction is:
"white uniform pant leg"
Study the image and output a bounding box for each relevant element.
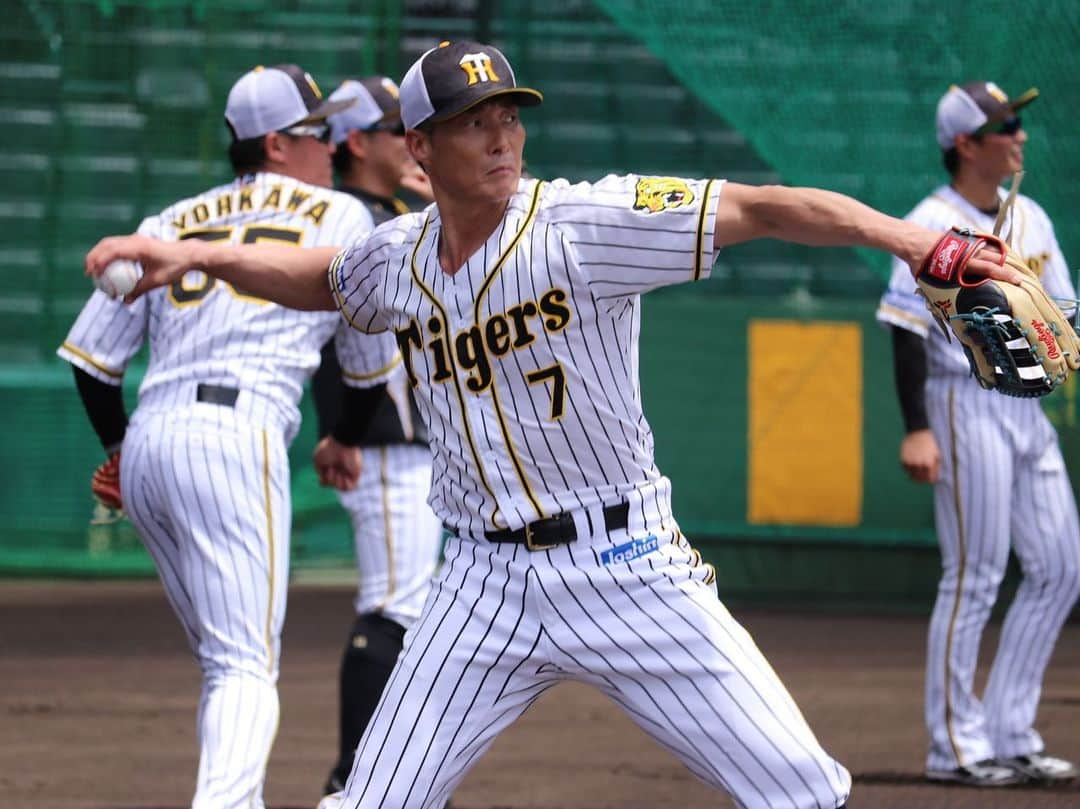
[983,417,1080,757]
[339,536,555,809]
[122,408,290,809]
[535,532,850,809]
[924,384,1012,770]
[336,443,442,628]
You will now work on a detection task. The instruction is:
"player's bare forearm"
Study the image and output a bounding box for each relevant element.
[195,242,339,310]
[86,235,339,310]
[714,183,1022,284]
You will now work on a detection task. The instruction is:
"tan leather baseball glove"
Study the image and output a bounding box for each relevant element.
[916,226,1080,397]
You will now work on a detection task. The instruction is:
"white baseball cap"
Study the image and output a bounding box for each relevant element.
[399,40,542,131]
[224,64,355,141]
[935,81,1039,150]
[326,76,403,145]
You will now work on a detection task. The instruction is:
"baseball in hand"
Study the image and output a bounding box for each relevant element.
[94,259,142,298]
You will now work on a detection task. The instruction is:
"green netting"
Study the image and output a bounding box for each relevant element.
[4,0,1080,589]
[591,0,1080,276]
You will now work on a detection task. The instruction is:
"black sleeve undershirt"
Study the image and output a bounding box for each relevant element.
[311,340,387,446]
[72,366,128,454]
[312,341,344,438]
[890,326,929,433]
[330,384,387,446]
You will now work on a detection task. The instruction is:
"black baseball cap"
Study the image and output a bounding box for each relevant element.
[399,40,543,130]
[224,64,355,141]
[935,81,1039,149]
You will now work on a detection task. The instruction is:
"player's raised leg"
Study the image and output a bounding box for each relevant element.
[535,531,850,809]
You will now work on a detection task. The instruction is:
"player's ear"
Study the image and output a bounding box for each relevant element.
[345,129,367,160]
[263,131,289,163]
[405,129,430,167]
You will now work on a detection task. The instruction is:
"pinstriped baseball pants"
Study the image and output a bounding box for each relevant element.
[338,526,850,809]
[122,405,291,809]
[924,378,1080,771]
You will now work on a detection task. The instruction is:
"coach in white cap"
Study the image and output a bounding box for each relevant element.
[88,41,1018,809]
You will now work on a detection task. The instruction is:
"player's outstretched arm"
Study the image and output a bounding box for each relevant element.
[713,182,1023,285]
[86,234,339,311]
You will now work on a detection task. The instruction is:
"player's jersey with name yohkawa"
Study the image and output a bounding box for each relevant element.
[330,174,722,537]
[60,171,402,441]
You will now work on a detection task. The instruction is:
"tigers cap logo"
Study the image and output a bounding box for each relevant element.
[458,52,500,86]
[632,177,695,213]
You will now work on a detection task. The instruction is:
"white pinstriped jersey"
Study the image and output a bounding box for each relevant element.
[59,171,402,439]
[330,175,722,536]
[876,184,1077,377]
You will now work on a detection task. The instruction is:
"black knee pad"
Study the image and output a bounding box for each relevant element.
[344,612,406,668]
[333,612,407,776]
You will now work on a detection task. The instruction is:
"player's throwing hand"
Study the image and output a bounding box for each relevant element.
[85,234,199,303]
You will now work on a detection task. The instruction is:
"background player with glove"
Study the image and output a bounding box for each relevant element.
[86,41,1017,809]
[59,63,401,809]
[877,80,1080,786]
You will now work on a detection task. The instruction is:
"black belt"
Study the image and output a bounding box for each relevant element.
[483,502,629,551]
[196,384,240,407]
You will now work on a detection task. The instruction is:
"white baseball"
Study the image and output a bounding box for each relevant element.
[94,259,143,298]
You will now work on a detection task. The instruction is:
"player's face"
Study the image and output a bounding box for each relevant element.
[413,99,524,208]
[364,125,411,187]
[970,119,1027,181]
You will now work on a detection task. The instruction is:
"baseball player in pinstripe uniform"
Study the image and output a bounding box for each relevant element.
[59,64,403,809]
[312,75,443,796]
[87,41,1015,809]
[878,81,1080,787]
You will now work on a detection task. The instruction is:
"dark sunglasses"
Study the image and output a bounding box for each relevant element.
[278,123,332,144]
[974,116,1022,138]
[364,121,406,136]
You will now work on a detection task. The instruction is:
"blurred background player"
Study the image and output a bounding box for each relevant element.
[57,63,402,809]
[877,81,1080,786]
[327,74,434,217]
[314,74,443,795]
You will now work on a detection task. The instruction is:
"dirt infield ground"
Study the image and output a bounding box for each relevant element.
[3,579,1078,809]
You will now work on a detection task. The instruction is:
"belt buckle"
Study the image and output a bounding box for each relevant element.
[524,522,557,552]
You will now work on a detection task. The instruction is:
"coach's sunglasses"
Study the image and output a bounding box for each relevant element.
[974,116,1023,138]
[278,123,333,144]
